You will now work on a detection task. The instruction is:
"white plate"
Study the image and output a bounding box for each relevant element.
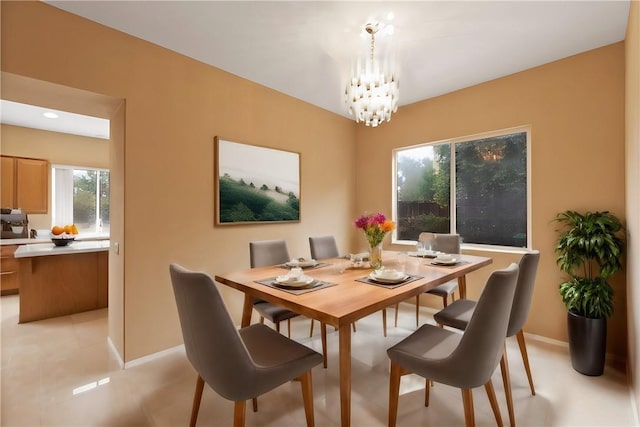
[431,258,457,265]
[285,259,318,268]
[408,251,440,258]
[275,275,314,288]
[369,273,408,284]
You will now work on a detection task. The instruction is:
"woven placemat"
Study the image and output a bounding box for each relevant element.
[355,274,423,289]
[255,277,337,295]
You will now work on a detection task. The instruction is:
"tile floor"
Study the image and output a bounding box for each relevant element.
[1,293,637,426]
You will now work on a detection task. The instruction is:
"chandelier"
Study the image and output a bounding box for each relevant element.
[345,22,399,127]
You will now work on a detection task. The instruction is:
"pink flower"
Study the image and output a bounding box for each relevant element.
[372,213,386,225]
[354,215,369,229]
[354,213,395,248]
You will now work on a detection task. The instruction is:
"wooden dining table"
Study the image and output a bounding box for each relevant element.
[215,252,492,427]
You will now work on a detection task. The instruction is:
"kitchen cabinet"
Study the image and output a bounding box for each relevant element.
[1,244,20,295]
[1,156,15,208]
[1,156,49,213]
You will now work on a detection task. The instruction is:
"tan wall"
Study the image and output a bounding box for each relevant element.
[0,124,110,229]
[1,2,631,363]
[1,2,356,361]
[625,0,640,418]
[356,43,628,359]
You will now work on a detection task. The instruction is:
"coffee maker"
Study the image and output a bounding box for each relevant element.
[1,208,29,239]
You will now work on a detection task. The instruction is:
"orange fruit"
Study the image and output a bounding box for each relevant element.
[71,224,78,234]
[51,225,64,235]
[64,225,73,234]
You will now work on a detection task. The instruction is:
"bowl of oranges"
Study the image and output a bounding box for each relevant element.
[51,224,78,246]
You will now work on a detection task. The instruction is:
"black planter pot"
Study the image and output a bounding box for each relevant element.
[567,310,607,376]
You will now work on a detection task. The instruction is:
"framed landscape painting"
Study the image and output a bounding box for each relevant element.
[215,137,300,225]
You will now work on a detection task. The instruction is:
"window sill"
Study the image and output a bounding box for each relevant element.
[461,244,531,255]
[391,239,531,255]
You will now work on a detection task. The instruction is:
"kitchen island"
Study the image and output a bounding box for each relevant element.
[15,240,109,323]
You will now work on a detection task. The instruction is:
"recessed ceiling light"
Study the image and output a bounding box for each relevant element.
[43,112,59,119]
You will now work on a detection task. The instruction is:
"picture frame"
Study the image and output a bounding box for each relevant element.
[214,137,300,225]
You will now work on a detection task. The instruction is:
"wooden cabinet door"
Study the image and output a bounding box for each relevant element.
[16,158,49,213]
[1,245,19,295]
[1,156,15,208]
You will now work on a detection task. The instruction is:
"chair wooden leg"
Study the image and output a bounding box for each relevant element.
[287,318,291,338]
[451,292,456,302]
[299,371,315,427]
[461,388,475,427]
[275,321,280,333]
[233,400,246,427]
[394,303,399,327]
[259,316,265,324]
[415,295,420,328]
[190,375,205,427]
[500,344,516,427]
[252,397,258,412]
[484,379,504,427]
[424,378,430,407]
[310,319,314,337]
[516,329,536,395]
[389,362,402,427]
[352,322,357,332]
[436,295,449,328]
[321,322,328,369]
[382,308,388,337]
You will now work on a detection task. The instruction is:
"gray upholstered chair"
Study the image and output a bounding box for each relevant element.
[251,239,329,368]
[388,263,519,427]
[169,263,323,427]
[308,235,340,260]
[434,250,540,427]
[413,233,461,327]
[249,239,300,337]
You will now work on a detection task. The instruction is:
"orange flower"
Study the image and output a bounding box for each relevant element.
[381,220,395,232]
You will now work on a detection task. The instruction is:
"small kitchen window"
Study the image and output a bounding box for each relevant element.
[52,166,110,234]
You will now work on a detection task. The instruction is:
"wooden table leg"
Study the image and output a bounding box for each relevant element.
[457,275,467,299]
[339,322,351,427]
[241,294,253,328]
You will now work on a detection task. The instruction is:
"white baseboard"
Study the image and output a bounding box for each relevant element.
[524,331,627,367]
[630,383,640,426]
[124,344,185,369]
[522,331,569,348]
[107,336,124,369]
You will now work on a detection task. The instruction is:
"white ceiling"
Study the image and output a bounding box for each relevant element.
[4,1,631,134]
[0,100,110,139]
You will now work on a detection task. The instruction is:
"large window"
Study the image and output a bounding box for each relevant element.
[394,127,529,249]
[52,166,110,233]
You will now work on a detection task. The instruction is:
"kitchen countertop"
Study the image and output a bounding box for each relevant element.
[1,232,109,246]
[14,240,110,258]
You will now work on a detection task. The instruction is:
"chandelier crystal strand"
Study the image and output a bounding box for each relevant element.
[345,23,399,127]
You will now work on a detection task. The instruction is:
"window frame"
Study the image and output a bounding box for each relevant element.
[392,125,532,251]
[51,164,110,233]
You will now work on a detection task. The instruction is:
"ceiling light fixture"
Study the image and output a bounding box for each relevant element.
[344,22,399,127]
[43,112,59,119]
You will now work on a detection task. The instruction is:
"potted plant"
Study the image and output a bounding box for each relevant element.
[554,210,624,376]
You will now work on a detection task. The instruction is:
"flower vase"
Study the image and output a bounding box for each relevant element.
[369,243,383,270]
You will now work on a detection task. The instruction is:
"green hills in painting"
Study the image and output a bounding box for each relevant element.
[218,174,299,223]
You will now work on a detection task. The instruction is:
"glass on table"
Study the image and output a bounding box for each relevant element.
[350,253,365,268]
[336,259,349,274]
[417,240,432,255]
[396,252,409,274]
